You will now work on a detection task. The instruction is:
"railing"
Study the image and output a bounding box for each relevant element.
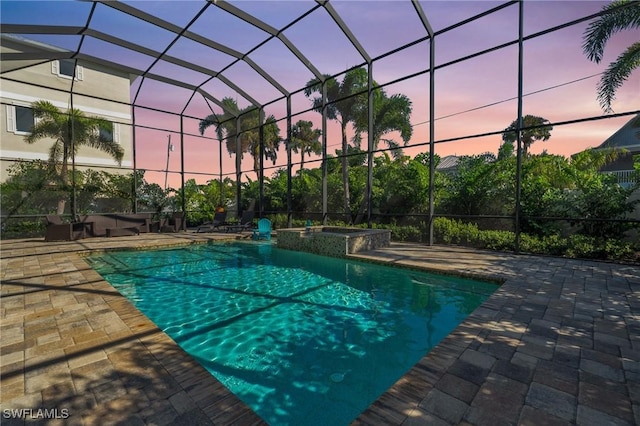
[604,170,637,186]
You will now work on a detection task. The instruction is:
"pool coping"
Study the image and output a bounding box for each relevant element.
[1,234,638,425]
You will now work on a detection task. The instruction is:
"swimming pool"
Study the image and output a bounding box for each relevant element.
[87,241,497,425]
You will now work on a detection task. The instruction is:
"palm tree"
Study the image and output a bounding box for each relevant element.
[304,68,369,222]
[351,88,413,223]
[199,97,281,178]
[582,0,640,112]
[259,115,282,173]
[502,115,553,155]
[353,88,413,158]
[25,100,124,214]
[290,120,322,171]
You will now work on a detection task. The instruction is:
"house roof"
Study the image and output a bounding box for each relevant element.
[436,155,459,171]
[596,113,640,153]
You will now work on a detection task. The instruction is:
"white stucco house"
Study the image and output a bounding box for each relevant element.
[0,34,133,181]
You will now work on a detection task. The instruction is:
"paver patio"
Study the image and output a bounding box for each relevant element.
[1,233,638,425]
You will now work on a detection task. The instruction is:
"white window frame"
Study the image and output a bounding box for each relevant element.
[113,122,120,143]
[6,104,35,135]
[51,59,84,81]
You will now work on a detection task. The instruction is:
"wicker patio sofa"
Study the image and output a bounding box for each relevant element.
[77,213,152,237]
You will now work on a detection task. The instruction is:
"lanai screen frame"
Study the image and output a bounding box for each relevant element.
[1,0,638,248]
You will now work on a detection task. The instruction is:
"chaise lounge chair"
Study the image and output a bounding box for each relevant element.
[225,210,255,233]
[196,211,227,233]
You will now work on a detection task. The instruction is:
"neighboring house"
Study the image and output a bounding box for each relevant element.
[594,113,640,223]
[0,34,133,181]
[595,113,640,187]
[435,153,495,175]
[435,155,460,174]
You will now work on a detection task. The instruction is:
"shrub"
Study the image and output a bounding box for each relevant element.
[519,233,568,255]
[433,217,480,245]
[430,217,637,263]
[385,223,423,242]
[477,230,515,251]
[566,235,638,261]
[1,219,45,239]
[267,214,289,230]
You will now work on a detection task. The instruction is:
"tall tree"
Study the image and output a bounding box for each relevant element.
[353,88,413,158]
[352,88,413,223]
[304,68,369,222]
[289,120,322,171]
[502,115,553,155]
[199,97,281,177]
[582,0,640,112]
[25,100,124,214]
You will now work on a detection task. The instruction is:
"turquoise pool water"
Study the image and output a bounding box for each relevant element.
[87,242,497,425]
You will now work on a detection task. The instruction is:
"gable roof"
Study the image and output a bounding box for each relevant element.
[436,155,460,171]
[596,113,640,153]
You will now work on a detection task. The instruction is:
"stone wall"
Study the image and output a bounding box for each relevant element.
[277,227,391,258]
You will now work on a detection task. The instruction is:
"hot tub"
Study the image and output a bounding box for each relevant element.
[277,226,391,257]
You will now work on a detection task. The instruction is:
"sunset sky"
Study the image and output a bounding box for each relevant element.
[2,0,639,188]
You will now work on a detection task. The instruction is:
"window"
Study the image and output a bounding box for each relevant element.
[6,105,34,134]
[99,122,120,143]
[51,60,83,80]
[59,59,75,78]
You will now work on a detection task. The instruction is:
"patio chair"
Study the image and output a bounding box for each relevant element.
[44,215,86,241]
[226,210,255,233]
[238,210,255,231]
[196,210,227,233]
[252,218,272,241]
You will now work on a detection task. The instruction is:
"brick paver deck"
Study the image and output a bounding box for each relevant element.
[1,234,638,425]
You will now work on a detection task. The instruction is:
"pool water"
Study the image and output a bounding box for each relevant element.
[87,242,497,425]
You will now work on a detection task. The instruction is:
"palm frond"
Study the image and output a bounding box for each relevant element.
[91,133,125,164]
[303,75,328,98]
[597,41,640,112]
[304,75,335,116]
[382,139,403,159]
[199,113,218,135]
[31,100,60,120]
[583,0,640,63]
[25,119,60,144]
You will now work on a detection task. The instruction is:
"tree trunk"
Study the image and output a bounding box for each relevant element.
[353,196,367,225]
[353,138,378,225]
[58,156,69,215]
[56,199,66,215]
[340,122,351,224]
[253,154,260,179]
